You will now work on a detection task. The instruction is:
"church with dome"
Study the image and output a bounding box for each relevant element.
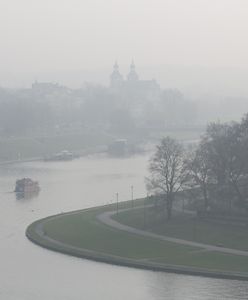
[110,61,160,98]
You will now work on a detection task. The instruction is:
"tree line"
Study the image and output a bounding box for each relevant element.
[0,85,196,136]
[147,113,248,219]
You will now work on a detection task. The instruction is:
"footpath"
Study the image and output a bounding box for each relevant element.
[97,207,248,257]
[26,206,248,281]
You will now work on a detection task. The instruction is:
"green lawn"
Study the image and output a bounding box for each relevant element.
[43,209,195,260]
[26,202,248,276]
[114,206,248,251]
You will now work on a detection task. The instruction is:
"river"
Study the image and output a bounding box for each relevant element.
[0,154,247,300]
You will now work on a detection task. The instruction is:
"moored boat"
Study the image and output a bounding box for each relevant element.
[14,178,40,193]
[44,150,78,161]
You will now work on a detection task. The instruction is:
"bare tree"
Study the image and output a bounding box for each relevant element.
[146,137,187,219]
[185,143,212,210]
[203,122,247,207]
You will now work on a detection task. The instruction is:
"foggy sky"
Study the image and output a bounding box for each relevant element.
[1,0,248,90]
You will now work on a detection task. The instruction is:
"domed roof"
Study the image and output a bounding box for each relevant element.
[127,60,139,81]
[110,61,123,84]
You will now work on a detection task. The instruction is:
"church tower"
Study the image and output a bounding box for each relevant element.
[127,60,139,81]
[110,61,123,87]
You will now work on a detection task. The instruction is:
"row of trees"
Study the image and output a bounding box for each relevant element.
[0,84,197,136]
[147,113,248,219]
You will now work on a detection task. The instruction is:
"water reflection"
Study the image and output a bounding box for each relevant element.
[15,190,40,201]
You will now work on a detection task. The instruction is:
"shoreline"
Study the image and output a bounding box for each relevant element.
[26,205,248,281]
[0,157,42,166]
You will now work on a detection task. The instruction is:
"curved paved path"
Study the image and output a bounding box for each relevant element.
[26,206,248,281]
[97,207,248,257]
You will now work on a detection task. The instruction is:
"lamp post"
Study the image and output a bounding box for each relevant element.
[116,192,119,215]
[131,185,134,208]
[143,193,148,229]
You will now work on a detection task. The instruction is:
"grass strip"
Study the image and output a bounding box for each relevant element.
[26,202,248,281]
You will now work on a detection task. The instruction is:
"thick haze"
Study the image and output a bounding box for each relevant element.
[1,0,248,93]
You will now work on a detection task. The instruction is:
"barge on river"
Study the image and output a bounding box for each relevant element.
[14,178,40,193]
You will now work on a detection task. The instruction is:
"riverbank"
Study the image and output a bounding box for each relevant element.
[0,131,113,162]
[0,128,202,163]
[26,200,248,281]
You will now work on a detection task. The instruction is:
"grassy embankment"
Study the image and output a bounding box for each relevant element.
[26,199,248,279]
[0,132,113,162]
[0,128,202,162]
[113,206,248,251]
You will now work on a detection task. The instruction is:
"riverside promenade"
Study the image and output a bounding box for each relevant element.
[98,208,248,257]
[26,205,248,281]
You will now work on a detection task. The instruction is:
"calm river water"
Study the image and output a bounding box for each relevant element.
[0,154,247,300]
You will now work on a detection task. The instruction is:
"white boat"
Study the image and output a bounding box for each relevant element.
[44,150,77,161]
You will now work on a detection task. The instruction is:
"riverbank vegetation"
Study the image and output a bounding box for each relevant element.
[147,113,248,221]
[0,82,204,162]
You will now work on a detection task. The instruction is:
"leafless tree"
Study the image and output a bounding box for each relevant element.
[146,137,187,219]
[185,143,212,210]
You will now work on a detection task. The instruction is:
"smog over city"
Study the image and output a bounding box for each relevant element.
[1,1,248,299]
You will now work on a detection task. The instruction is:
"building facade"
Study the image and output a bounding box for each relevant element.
[110,61,160,98]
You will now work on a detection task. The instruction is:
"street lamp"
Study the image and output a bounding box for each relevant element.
[131,185,134,208]
[143,192,148,229]
[116,192,119,215]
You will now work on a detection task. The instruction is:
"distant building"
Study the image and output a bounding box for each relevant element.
[110,61,160,97]
[31,81,68,95]
[110,62,124,88]
[109,61,160,118]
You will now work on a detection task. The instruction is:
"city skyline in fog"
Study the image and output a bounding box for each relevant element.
[1,0,248,95]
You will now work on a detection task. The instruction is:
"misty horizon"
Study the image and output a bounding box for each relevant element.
[1,0,248,97]
[2,64,248,100]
